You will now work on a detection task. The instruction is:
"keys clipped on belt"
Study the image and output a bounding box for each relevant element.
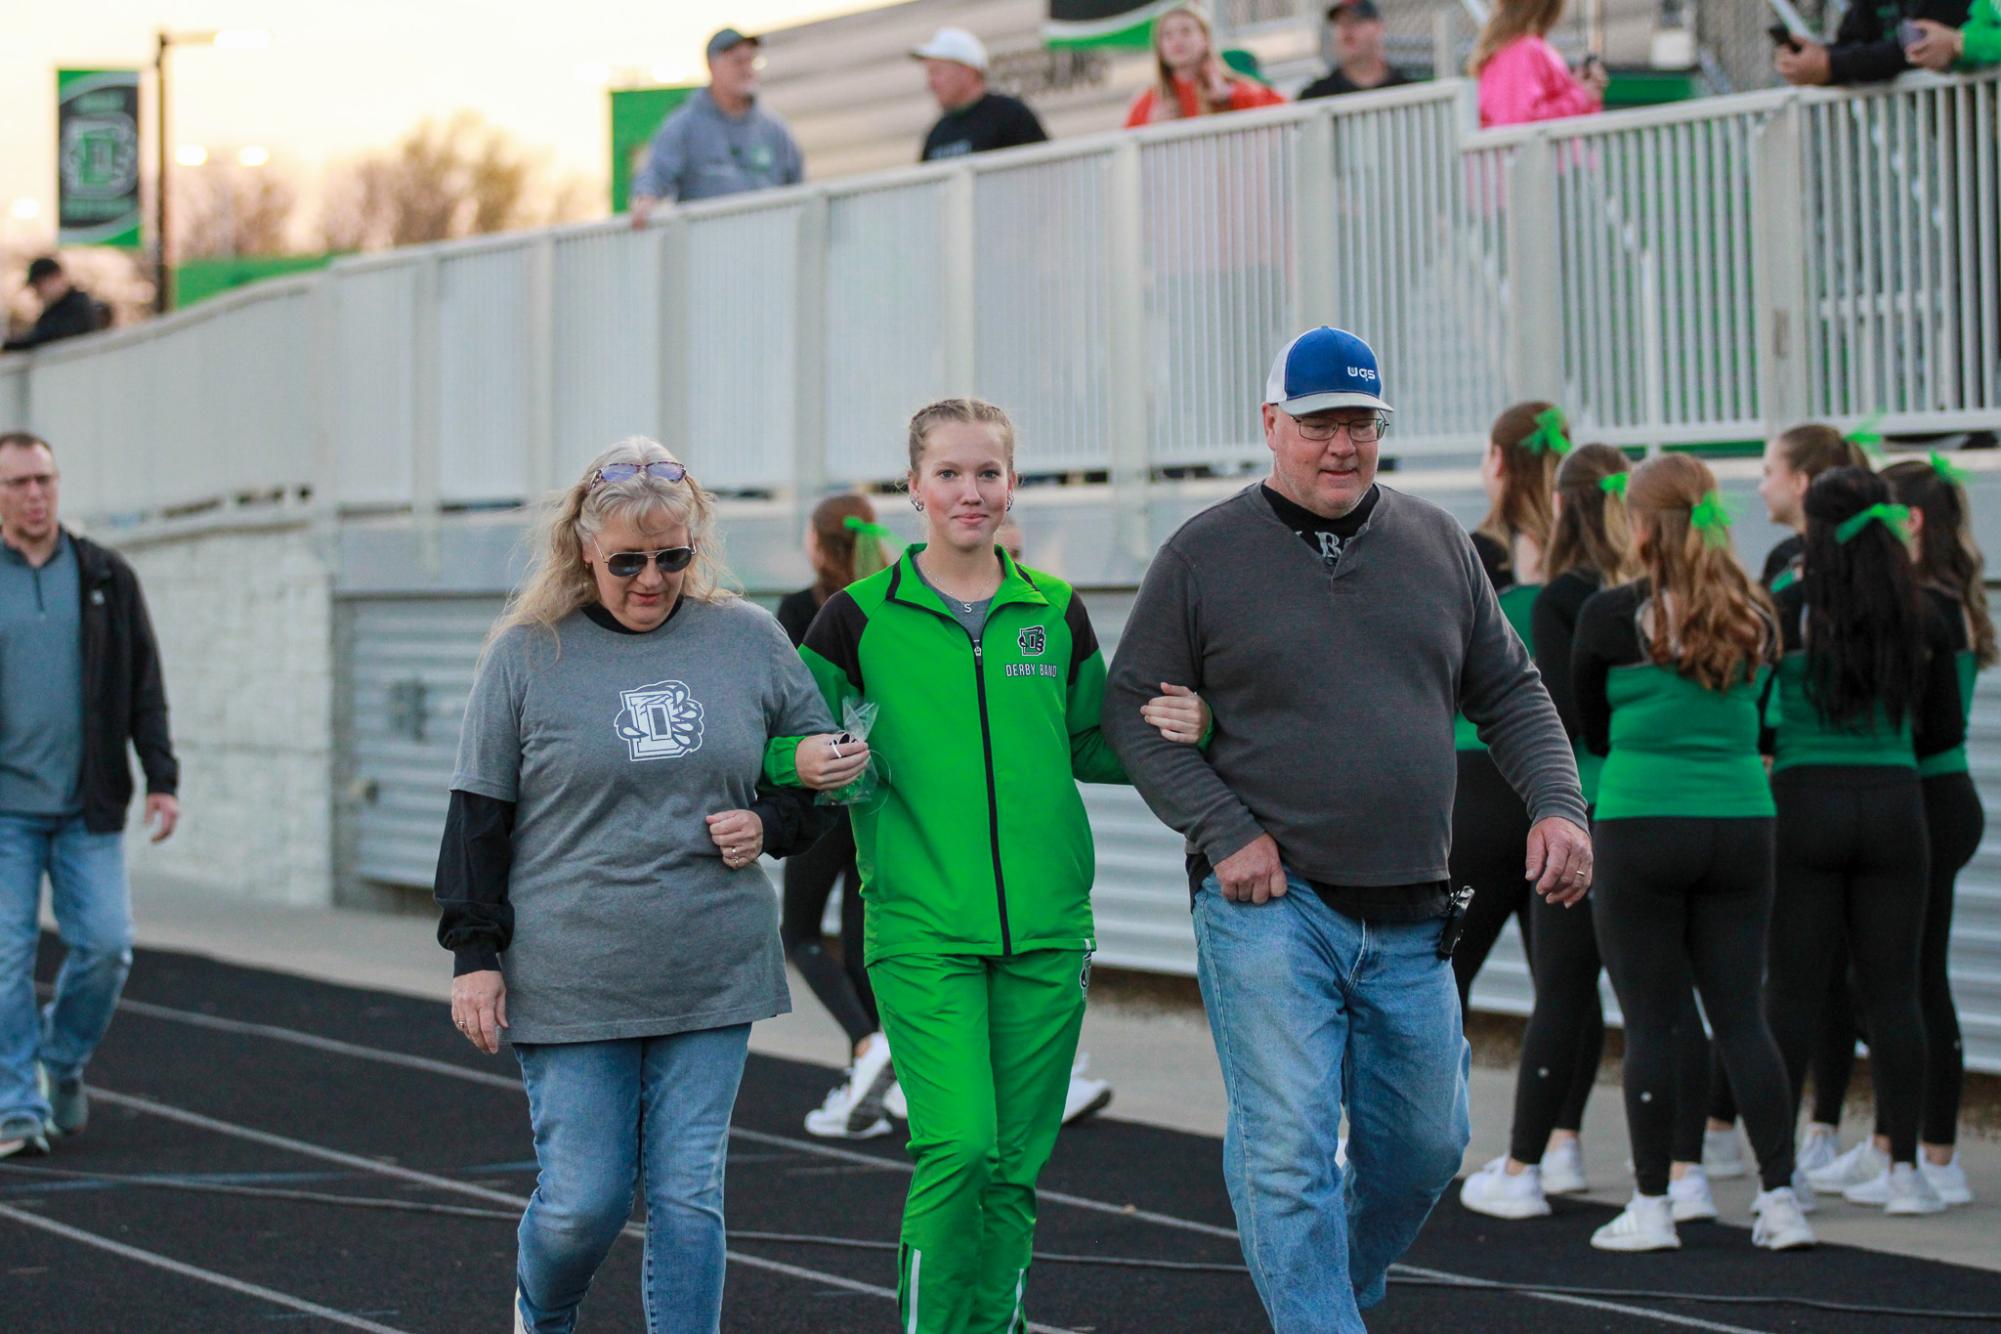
[1437,886,1476,960]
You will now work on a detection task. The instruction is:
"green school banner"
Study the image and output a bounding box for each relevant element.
[610,86,698,213]
[57,68,143,249]
[1044,0,1179,49]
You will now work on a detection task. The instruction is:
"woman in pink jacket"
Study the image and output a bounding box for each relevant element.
[1471,0,1608,128]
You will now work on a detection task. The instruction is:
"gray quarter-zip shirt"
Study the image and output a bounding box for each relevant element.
[0,533,84,816]
[1104,483,1585,904]
[632,88,804,204]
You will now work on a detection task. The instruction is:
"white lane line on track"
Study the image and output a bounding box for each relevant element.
[101,992,1771,1334]
[85,1088,1076,1334]
[0,1201,415,1333]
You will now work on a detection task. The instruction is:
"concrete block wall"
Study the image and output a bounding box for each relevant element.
[104,519,336,906]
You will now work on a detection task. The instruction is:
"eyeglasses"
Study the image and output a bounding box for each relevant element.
[602,547,696,578]
[589,461,687,490]
[1292,414,1387,444]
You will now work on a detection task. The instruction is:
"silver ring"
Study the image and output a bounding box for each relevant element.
[830,739,844,759]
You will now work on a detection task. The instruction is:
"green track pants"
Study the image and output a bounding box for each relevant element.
[869,948,1089,1334]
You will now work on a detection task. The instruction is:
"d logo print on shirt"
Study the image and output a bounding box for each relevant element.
[1018,625,1047,657]
[614,680,705,761]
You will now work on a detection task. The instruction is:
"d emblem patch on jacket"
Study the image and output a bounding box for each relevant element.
[1017,625,1046,657]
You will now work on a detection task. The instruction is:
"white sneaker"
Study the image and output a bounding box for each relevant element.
[1062,1053,1112,1125]
[1790,1166,1821,1213]
[1669,1167,1719,1222]
[1702,1127,1747,1179]
[1809,1139,1887,1193]
[801,1033,896,1139]
[514,1288,530,1334]
[1795,1124,1840,1177]
[1541,1138,1588,1195]
[1843,1165,1891,1206]
[883,1081,907,1121]
[1751,1187,1817,1250]
[1459,1156,1551,1219]
[1590,1194,1680,1252]
[1882,1162,1946,1216]
[1921,1153,1974,1206]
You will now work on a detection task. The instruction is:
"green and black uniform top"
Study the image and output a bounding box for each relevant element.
[1918,585,1979,779]
[1573,579,1777,821]
[1456,530,1541,750]
[1530,568,1603,805]
[1765,575,1964,777]
[767,544,1126,965]
[1763,534,1804,593]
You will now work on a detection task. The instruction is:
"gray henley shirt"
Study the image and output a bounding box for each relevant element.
[0,534,84,817]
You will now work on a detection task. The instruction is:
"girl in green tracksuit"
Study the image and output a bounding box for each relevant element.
[769,397,1207,1334]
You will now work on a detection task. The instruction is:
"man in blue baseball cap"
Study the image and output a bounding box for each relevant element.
[1105,328,1587,1332]
[630,26,804,225]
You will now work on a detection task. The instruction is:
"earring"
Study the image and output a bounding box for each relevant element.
[1005,496,1015,512]
[912,498,925,512]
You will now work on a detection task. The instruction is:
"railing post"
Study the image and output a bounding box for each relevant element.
[1106,140,1150,562]
[1752,96,1810,434]
[524,235,556,499]
[410,255,442,572]
[942,165,978,395]
[305,272,338,518]
[792,192,830,506]
[654,215,690,458]
[1502,132,1563,404]
[1293,108,1336,325]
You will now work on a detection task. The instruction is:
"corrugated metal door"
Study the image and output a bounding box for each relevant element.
[338,596,503,891]
[1953,668,2001,1074]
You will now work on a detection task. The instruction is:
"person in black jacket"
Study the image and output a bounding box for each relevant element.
[913,27,1049,161]
[1299,0,1416,99]
[0,431,177,1160]
[1776,0,1971,86]
[3,259,104,353]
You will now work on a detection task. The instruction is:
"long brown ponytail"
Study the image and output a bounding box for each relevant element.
[1626,454,1774,691]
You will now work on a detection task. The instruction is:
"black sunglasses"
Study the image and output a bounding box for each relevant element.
[590,461,688,490]
[602,546,696,578]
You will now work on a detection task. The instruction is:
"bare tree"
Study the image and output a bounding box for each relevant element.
[172,162,301,261]
[320,112,594,252]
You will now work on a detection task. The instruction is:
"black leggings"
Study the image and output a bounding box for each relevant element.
[1710,960,1857,1128]
[1595,817,1796,1196]
[779,822,877,1048]
[1509,881,1709,1165]
[1450,752,1534,1012]
[1809,773,1983,1146]
[1766,773,1930,1165]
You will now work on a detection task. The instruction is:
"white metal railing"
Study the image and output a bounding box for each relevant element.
[6,71,1999,534]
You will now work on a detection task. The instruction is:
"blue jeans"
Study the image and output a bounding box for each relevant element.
[513,1024,750,1334]
[1193,872,1470,1334]
[0,814,132,1123]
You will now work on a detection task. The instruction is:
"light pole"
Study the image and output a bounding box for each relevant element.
[153,28,266,314]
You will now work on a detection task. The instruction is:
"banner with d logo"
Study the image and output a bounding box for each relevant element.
[57,69,143,249]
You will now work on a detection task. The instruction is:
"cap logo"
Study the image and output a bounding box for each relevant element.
[1347,366,1378,381]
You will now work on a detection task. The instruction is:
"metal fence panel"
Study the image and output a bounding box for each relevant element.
[437,244,535,506]
[330,264,419,507]
[682,204,802,491]
[552,225,668,481]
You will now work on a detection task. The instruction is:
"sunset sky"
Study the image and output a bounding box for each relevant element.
[1,0,887,245]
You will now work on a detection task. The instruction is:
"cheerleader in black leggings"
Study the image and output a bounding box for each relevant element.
[1452,403,1565,1011]
[1763,467,1964,1216]
[1802,457,1993,1208]
[1574,454,1813,1253]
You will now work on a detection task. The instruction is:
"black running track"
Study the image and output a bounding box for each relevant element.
[5,944,2000,1333]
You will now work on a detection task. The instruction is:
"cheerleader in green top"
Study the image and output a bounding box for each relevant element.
[1572,455,1814,1254]
[1754,423,1872,592]
[1451,402,1567,1008]
[1764,467,1965,1218]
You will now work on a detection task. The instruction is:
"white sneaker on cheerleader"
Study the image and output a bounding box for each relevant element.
[1541,1139,1588,1195]
[1882,1163,1946,1216]
[1062,1053,1112,1125]
[883,1080,907,1122]
[1590,1194,1679,1252]
[1458,1156,1551,1220]
[1702,1126,1747,1179]
[1668,1167,1719,1223]
[1794,1124,1840,1177]
[1750,1187,1817,1250]
[1809,1139,1887,1193]
[1921,1153,1973,1206]
[1790,1166,1820,1213]
[803,1033,896,1139]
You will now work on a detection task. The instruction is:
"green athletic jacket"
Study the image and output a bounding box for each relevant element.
[1961,0,2001,67]
[766,545,1126,964]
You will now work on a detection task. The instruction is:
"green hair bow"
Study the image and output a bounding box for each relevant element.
[1521,407,1571,457]
[1689,490,1734,547]
[843,514,901,578]
[1598,471,1629,499]
[1931,450,1971,486]
[1845,411,1886,461]
[1835,502,1911,545]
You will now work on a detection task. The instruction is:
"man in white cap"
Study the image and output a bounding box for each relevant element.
[913,27,1049,162]
[1105,328,1588,1332]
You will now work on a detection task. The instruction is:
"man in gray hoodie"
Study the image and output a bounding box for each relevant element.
[630,27,804,225]
[1105,327,1590,1334]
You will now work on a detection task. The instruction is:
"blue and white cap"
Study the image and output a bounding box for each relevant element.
[1263,326,1392,416]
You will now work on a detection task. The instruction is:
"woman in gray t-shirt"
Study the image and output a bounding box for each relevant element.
[435,438,866,1333]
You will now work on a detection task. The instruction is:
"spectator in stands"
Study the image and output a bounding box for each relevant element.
[1300,0,1417,99]
[3,259,103,353]
[1125,3,1286,126]
[1905,0,2001,69]
[630,27,803,227]
[914,28,1049,161]
[0,431,178,1160]
[1774,1,1971,86]
[1471,0,1607,129]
